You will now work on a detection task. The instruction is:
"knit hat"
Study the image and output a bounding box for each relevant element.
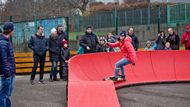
[51,28,57,34]
[86,25,92,29]
[62,39,68,46]
[119,31,126,37]
[3,22,14,32]
[185,26,190,29]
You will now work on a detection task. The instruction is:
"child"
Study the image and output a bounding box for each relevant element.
[164,42,172,50]
[107,31,136,81]
[60,39,70,81]
[144,41,154,51]
[96,37,108,52]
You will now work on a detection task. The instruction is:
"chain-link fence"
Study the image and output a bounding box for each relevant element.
[1,3,190,52]
[0,17,65,52]
[168,3,190,26]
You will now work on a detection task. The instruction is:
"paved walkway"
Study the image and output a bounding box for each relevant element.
[117,83,190,107]
[12,75,190,107]
[12,75,67,107]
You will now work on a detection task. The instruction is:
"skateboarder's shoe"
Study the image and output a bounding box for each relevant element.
[109,77,118,81]
[119,75,126,80]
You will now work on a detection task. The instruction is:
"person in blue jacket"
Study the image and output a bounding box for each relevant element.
[0,22,15,107]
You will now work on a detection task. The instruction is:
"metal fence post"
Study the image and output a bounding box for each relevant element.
[157,5,161,33]
[9,16,13,43]
[66,16,69,41]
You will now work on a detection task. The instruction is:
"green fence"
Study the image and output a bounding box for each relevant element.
[168,3,190,26]
[71,6,167,34]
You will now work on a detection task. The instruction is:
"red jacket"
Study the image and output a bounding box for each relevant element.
[181,31,190,49]
[108,37,136,63]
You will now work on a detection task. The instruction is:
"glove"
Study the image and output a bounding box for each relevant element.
[132,63,136,66]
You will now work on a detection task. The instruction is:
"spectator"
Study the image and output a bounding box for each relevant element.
[96,37,108,52]
[107,31,136,81]
[181,26,190,50]
[107,32,116,52]
[144,41,154,51]
[28,25,48,85]
[60,39,70,81]
[164,42,172,50]
[0,22,15,107]
[128,27,139,51]
[156,31,166,50]
[166,28,180,50]
[80,26,99,54]
[57,24,68,79]
[49,28,59,82]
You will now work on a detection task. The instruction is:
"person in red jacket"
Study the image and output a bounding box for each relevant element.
[107,31,136,81]
[181,26,190,50]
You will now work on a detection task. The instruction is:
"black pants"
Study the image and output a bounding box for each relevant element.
[31,55,46,80]
[62,66,68,79]
[186,47,190,50]
[59,59,63,79]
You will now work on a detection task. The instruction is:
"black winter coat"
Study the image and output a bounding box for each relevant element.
[49,35,60,62]
[156,36,166,50]
[60,47,70,66]
[80,32,99,53]
[166,33,180,50]
[128,34,139,51]
[28,34,48,56]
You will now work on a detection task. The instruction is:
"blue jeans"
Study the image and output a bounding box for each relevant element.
[0,75,15,107]
[50,61,58,79]
[115,58,131,78]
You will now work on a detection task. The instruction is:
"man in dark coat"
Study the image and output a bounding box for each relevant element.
[128,27,139,51]
[49,28,60,82]
[57,24,68,79]
[0,22,15,107]
[80,26,99,54]
[28,25,48,85]
[166,28,180,50]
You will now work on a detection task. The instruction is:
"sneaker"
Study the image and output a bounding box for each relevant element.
[62,78,67,81]
[49,78,53,82]
[53,78,60,81]
[109,77,118,81]
[30,80,35,85]
[119,75,126,80]
[39,80,45,84]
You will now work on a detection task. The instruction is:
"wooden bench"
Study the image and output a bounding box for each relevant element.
[15,51,77,74]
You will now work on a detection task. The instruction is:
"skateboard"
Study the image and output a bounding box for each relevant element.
[103,76,126,83]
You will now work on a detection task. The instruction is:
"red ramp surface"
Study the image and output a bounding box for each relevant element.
[68,51,190,107]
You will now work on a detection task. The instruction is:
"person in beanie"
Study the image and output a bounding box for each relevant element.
[128,27,139,51]
[80,26,99,54]
[106,31,136,81]
[166,28,180,50]
[144,41,154,51]
[28,26,48,85]
[96,37,108,52]
[57,24,68,79]
[181,26,190,50]
[60,39,70,81]
[0,22,15,107]
[49,28,59,82]
[164,42,172,50]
